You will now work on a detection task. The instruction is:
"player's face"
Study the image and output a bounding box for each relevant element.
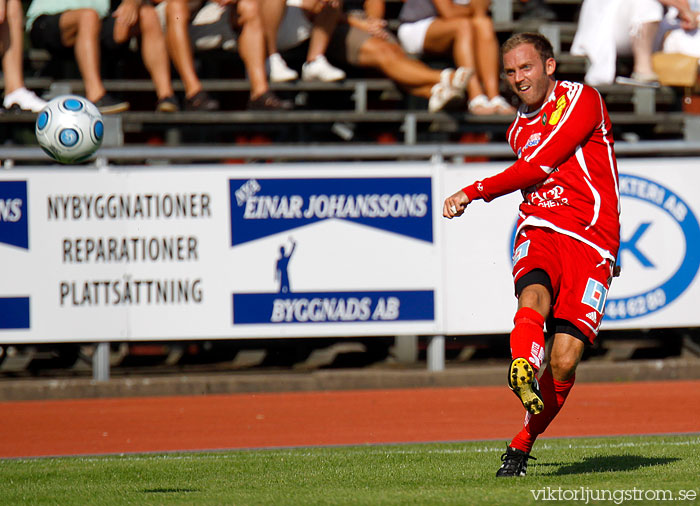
[503,43,556,111]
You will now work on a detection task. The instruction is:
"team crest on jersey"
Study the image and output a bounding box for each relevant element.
[549,96,567,125]
[541,113,547,125]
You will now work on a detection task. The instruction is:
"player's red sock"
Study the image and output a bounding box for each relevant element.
[510,307,546,370]
[509,368,576,453]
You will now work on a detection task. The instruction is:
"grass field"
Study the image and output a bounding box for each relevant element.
[2,434,698,505]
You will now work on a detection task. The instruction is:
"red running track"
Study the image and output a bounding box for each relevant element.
[1,380,699,458]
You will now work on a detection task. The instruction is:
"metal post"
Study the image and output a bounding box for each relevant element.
[632,88,656,115]
[102,115,123,147]
[393,335,418,363]
[93,342,110,381]
[427,335,445,371]
[353,81,368,113]
[491,0,512,23]
[402,113,417,145]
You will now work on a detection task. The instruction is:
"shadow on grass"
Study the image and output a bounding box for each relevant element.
[143,488,199,494]
[542,455,679,475]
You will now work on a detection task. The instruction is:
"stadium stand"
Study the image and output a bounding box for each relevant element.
[1,0,698,149]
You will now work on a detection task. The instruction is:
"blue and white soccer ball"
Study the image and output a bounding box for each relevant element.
[35,95,104,164]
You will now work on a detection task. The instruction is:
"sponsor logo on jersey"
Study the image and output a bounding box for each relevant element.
[524,133,541,150]
[582,278,608,313]
[605,174,700,320]
[512,239,530,264]
[586,311,598,323]
[548,95,567,125]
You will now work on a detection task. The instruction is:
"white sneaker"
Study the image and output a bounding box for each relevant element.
[3,87,47,112]
[428,83,462,113]
[268,53,298,83]
[301,55,346,82]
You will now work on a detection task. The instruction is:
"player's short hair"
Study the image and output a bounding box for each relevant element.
[501,32,555,66]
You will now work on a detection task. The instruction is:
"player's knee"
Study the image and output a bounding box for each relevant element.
[549,353,578,379]
[517,284,550,316]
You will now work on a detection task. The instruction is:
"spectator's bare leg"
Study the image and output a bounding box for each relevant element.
[632,21,659,77]
[357,38,442,94]
[423,17,484,100]
[138,5,175,99]
[307,3,341,62]
[1,0,24,93]
[164,0,202,99]
[59,9,106,102]
[470,15,500,99]
[259,0,285,56]
[236,0,269,99]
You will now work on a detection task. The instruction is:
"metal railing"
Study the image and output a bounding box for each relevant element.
[3,140,700,168]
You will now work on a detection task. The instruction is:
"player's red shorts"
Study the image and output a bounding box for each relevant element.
[512,226,614,344]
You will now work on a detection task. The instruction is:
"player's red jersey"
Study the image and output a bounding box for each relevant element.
[463,80,621,262]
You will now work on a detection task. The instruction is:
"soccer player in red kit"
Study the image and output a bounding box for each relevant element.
[443,32,621,477]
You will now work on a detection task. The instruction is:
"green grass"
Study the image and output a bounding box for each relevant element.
[1,435,699,505]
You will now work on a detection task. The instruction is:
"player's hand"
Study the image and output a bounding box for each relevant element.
[443,190,469,218]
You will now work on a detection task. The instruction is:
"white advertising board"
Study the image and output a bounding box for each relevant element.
[442,158,700,334]
[1,158,699,343]
[0,164,442,342]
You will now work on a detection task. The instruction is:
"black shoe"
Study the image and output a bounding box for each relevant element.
[508,358,544,415]
[94,93,129,114]
[496,446,536,477]
[247,91,293,111]
[184,90,219,111]
[156,95,179,112]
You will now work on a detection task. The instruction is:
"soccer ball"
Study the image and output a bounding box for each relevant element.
[35,95,104,164]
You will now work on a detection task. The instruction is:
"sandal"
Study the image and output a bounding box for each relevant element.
[489,95,516,115]
[468,94,495,115]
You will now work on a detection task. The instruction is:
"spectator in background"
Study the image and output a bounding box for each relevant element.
[1,0,46,112]
[260,0,346,82]
[571,0,686,86]
[397,0,516,115]
[105,0,178,111]
[154,0,292,110]
[27,0,128,113]
[655,1,700,58]
[26,0,177,113]
[272,0,473,112]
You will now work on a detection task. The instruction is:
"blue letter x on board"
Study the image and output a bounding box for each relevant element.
[619,222,654,268]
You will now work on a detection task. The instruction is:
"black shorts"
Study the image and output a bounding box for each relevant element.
[29,12,125,55]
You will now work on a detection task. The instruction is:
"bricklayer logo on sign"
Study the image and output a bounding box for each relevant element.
[229,178,435,325]
[0,180,30,329]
